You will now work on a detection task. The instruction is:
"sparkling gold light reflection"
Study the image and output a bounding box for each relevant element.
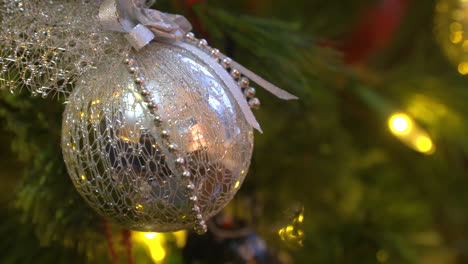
[278,207,305,247]
[187,124,208,152]
[135,204,144,213]
[298,214,304,223]
[234,180,241,189]
[120,136,131,142]
[278,225,304,246]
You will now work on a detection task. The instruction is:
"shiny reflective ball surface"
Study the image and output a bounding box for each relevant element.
[62,42,254,232]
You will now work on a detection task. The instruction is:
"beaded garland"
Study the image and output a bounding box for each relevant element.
[184,32,262,110]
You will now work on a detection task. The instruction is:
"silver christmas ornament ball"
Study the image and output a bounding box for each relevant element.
[62,42,254,232]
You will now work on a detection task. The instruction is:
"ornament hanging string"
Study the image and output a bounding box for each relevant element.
[122,229,134,264]
[98,0,298,132]
[103,220,120,264]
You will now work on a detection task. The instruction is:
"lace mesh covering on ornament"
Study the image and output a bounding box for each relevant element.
[0,0,129,97]
[61,43,253,232]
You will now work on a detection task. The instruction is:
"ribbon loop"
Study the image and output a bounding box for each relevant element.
[126,24,155,50]
[136,9,192,41]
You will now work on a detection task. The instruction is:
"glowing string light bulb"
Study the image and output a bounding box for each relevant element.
[416,136,434,153]
[388,113,435,155]
[389,114,412,135]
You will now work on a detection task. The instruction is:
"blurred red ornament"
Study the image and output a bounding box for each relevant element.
[342,0,409,64]
[186,0,205,7]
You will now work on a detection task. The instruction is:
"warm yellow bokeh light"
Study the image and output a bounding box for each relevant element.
[416,136,434,154]
[376,249,390,263]
[463,40,468,51]
[144,233,157,240]
[450,21,463,32]
[451,31,463,43]
[389,114,412,135]
[149,245,166,262]
[388,112,436,155]
[140,232,166,263]
[298,214,304,223]
[173,231,188,248]
[459,62,468,74]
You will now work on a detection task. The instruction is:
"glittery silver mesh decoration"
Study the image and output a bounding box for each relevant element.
[0,0,128,97]
[62,42,253,232]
